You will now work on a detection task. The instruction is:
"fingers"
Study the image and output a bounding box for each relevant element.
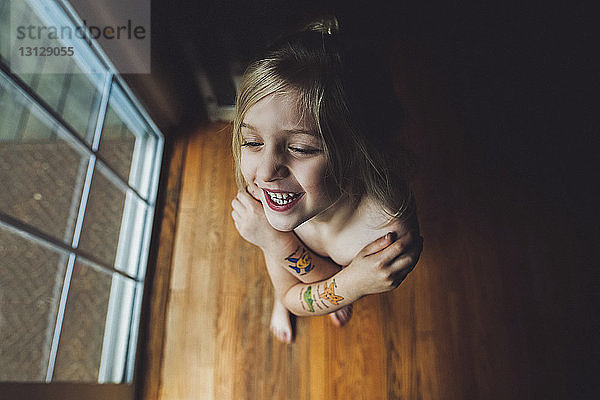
[231,194,250,228]
[231,196,244,213]
[378,231,419,262]
[359,230,421,260]
[390,268,411,288]
[236,187,262,208]
[231,190,256,212]
[387,234,423,276]
[231,187,266,232]
[246,184,262,201]
[368,234,422,291]
[359,232,395,256]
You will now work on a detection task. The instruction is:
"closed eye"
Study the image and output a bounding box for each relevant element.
[288,146,321,155]
[241,141,263,148]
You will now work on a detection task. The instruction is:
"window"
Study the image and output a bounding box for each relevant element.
[0,0,162,385]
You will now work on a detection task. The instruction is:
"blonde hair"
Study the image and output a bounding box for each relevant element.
[232,18,415,220]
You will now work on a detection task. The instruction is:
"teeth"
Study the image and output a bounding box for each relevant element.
[266,190,299,205]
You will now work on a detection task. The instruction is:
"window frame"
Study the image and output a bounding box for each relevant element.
[0,0,163,394]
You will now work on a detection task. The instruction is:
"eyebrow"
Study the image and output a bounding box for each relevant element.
[241,122,318,137]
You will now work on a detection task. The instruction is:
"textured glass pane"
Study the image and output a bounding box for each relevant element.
[52,260,111,382]
[0,72,88,244]
[0,226,68,381]
[78,165,147,276]
[7,0,105,144]
[78,166,125,267]
[98,100,136,181]
[22,71,103,143]
[98,84,158,198]
[58,72,103,141]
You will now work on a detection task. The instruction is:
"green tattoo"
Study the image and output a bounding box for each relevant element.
[303,286,315,312]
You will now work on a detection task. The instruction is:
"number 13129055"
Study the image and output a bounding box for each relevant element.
[18,46,74,57]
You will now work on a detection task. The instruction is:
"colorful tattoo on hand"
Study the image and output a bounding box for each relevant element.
[319,279,344,305]
[303,286,315,312]
[285,246,314,275]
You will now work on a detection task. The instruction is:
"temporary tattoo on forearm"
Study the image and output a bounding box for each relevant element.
[319,279,344,305]
[316,285,330,308]
[285,246,314,275]
[299,288,306,311]
[303,285,315,312]
[314,296,324,310]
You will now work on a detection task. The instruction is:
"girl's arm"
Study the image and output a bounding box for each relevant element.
[281,231,422,316]
[232,187,423,310]
[261,232,343,283]
[232,188,343,284]
[282,276,358,316]
[257,231,345,308]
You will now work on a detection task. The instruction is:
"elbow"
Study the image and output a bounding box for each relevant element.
[280,294,300,316]
[288,309,302,317]
[280,288,307,316]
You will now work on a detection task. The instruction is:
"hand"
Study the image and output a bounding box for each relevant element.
[340,231,423,297]
[231,185,291,251]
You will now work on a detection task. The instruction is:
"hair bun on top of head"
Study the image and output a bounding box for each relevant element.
[262,16,340,54]
[304,17,340,35]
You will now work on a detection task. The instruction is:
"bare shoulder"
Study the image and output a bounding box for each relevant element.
[330,197,415,265]
[361,196,413,239]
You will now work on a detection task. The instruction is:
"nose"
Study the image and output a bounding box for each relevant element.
[256,148,289,183]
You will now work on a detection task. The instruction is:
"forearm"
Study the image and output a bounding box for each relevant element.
[260,232,350,311]
[261,232,342,284]
[282,269,361,316]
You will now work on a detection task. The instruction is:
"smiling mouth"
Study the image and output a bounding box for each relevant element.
[262,189,304,211]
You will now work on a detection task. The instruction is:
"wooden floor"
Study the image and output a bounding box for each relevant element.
[140,41,597,400]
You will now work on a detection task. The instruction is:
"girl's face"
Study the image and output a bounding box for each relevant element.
[240,93,338,231]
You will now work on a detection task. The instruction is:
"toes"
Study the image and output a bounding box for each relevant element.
[270,302,294,343]
[279,330,291,343]
[329,305,353,327]
[329,312,342,327]
[270,326,292,343]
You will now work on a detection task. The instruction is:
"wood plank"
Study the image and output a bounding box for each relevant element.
[138,133,188,400]
[142,36,596,400]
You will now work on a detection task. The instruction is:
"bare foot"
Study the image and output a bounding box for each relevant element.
[270,298,293,343]
[329,304,353,327]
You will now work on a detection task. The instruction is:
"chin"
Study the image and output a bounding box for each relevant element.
[264,214,300,232]
[263,205,316,231]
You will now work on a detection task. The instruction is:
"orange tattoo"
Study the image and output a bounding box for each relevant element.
[319,279,344,305]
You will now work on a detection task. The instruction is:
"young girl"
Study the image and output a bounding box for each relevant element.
[231,19,423,343]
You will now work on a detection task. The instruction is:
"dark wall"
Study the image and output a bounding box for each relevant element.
[389,3,599,397]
